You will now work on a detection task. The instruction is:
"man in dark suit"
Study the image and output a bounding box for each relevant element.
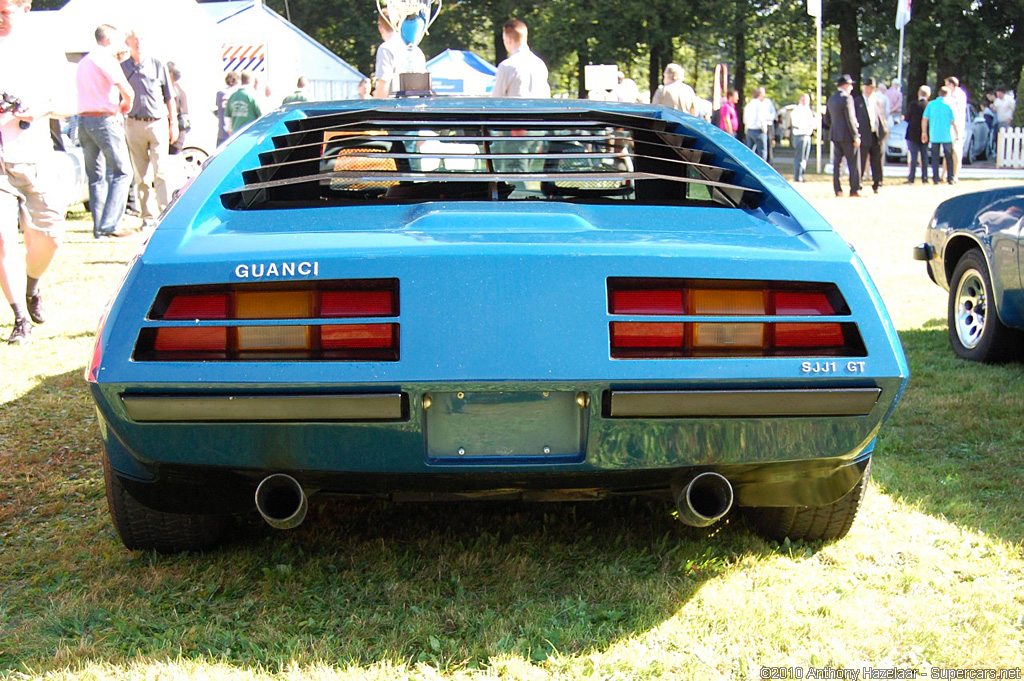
[857,76,889,193]
[823,74,861,197]
[904,84,931,183]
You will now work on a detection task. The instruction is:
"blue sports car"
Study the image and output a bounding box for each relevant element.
[914,185,1024,361]
[86,98,909,552]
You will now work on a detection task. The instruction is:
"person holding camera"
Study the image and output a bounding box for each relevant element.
[0,0,74,345]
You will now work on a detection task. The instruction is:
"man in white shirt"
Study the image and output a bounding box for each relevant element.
[0,0,74,344]
[651,63,696,115]
[491,20,550,98]
[743,87,772,161]
[886,79,903,124]
[789,93,816,182]
[373,10,426,99]
[944,76,968,181]
[860,76,890,193]
[612,71,641,103]
[993,88,1015,132]
[490,19,549,178]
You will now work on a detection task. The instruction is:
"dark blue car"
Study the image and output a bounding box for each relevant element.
[87,98,908,552]
[914,185,1024,361]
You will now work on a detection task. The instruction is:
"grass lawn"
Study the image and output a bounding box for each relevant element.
[1,181,1023,680]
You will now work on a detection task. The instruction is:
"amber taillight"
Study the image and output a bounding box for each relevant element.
[607,278,863,358]
[137,279,399,361]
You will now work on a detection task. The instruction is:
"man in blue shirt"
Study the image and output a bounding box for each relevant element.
[922,86,960,185]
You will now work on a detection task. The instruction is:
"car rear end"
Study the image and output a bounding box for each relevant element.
[87,100,908,550]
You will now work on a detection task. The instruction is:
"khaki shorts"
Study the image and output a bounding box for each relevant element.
[0,160,68,239]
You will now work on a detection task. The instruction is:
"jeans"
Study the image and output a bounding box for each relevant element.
[78,115,132,237]
[745,129,767,161]
[907,140,930,182]
[792,134,811,181]
[930,142,954,183]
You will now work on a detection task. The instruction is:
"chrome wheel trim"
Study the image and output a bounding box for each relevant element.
[954,268,987,349]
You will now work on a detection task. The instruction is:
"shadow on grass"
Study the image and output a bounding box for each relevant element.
[874,323,1024,547]
[1,369,770,674]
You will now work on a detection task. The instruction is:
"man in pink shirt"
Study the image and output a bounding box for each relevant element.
[75,24,134,238]
[718,89,739,137]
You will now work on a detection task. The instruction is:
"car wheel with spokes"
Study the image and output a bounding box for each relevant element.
[181,146,209,180]
[948,248,1017,362]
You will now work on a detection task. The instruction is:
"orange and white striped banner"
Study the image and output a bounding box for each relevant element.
[222,44,267,73]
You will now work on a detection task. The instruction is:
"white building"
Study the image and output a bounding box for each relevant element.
[200,1,366,102]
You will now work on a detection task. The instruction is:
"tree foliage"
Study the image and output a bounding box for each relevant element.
[193,0,1021,110]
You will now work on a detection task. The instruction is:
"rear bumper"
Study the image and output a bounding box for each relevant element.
[94,381,893,514]
[110,447,873,515]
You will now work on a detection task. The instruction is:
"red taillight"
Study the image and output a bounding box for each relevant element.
[322,323,396,349]
[162,294,228,320]
[154,327,228,352]
[610,322,684,348]
[321,290,396,317]
[773,291,835,316]
[774,322,846,348]
[610,289,685,315]
[140,280,399,361]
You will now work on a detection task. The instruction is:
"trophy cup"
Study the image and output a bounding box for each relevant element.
[375,0,442,95]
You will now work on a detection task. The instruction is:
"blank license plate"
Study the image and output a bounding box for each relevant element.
[424,391,585,459]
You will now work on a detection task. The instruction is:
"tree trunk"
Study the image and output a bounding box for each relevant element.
[577,50,588,100]
[494,29,506,67]
[1009,26,1024,93]
[734,0,747,137]
[649,36,670,97]
[833,0,861,84]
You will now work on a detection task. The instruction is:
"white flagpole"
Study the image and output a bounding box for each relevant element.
[816,13,822,173]
[897,26,904,91]
[808,0,823,173]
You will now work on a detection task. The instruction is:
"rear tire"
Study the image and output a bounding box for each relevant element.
[103,455,230,553]
[948,248,1017,362]
[746,461,870,542]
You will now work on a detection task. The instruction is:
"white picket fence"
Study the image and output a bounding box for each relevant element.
[997,127,1024,168]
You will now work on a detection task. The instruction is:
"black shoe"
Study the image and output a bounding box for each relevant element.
[26,291,45,325]
[905,178,914,184]
[873,186,880,194]
[7,318,32,345]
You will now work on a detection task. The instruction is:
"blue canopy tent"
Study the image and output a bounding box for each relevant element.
[426,49,497,96]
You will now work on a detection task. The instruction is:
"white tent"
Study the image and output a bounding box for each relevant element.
[426,49,496,96]
[200,1,366,102]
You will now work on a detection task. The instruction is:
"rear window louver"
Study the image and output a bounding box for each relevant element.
[221,107,761,210]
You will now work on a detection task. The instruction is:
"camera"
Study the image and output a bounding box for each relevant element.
[1,92,31,129]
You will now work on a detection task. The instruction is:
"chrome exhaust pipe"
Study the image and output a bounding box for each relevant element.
[255,474,308,530]
[674,472,734,527]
